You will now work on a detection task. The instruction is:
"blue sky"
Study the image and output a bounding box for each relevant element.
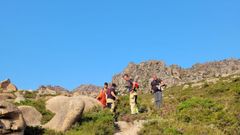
[0,1,239,90]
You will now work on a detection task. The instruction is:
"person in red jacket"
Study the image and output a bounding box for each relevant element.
[97,82,108,108]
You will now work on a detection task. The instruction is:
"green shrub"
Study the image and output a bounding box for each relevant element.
[177,97,223,123]
[138,120,182,135]
[24,126,63,135]
[15,99,54,124]
[177,97,221,111]
[207,82,230,95]
[24,91,37,99]
[65,109,115,135]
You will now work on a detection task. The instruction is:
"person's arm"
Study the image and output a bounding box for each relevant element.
[160,81,167,91]
[131,82,136,92]
[160,81,167,87]
[96,90,102,100]
[111,91,118,100]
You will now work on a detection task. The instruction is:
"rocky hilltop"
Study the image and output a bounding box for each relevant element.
[0,79,18,92]
[36,85,70,96]
[72,84,102,97]
[112,58,240,92]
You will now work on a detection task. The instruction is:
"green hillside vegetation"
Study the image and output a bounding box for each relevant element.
[138,76,240,135]
[15,99,54,124]
[20,75,240,135]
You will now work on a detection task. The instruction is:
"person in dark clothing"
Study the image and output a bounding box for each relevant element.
[151,75,166,109]
[107,83,118,112]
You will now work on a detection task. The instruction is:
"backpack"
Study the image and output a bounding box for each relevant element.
[133,82,139,89]
[133,82,139,91]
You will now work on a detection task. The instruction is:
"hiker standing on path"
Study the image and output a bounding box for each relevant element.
[151,75,166,109]
[123,74,139,115]
[107,83,118,113]
[97,82,108,108]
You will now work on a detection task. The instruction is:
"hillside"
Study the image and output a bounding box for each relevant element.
[21,74,240,135]
[137,74,240,135]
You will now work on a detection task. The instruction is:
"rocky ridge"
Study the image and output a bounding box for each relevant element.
[112,58,240,93]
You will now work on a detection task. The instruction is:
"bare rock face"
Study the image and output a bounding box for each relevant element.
[73,84,102,97]
[112,59,240,93]
[36,85,70,96]
[0,93,16,102]
[43,96,85,132]
[14,92,25,103]
[18,106,42,127]
[43,96,84,132]
[0,79,18,92]
[0,101,26,135]
[115,120,146,135]
[78,95,101,113]
[43,95,101,132]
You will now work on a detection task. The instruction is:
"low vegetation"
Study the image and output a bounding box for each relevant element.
[24,109,115,135]
[15,99,54,124]
[20,75,240,135]
[66,109,115,135]
[138,76,240,135]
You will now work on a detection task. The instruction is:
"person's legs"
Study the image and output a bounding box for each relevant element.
[130,93,134,114]
[107,98,114,110]
[159,91,162,107]
[130,93,138,114]
[135,95,138,104]
[134,95,139,114]
[107,99,116,112]
[130,92,138,114]
[110,100,115,112]
[107,103,112,109]
[154,91,161,109]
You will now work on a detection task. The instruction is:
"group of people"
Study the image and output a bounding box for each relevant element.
[96,74,166,114]
[96,82,118,112]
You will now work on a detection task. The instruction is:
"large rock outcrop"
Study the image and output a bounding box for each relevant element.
[36,85,70,96]
[115,120,146,135]
[0,101,26,135]
[43,95,100,132]
[112,59,240,93]
[0,79,18,92]
[73,84,102,97]
[0,93,16,101]
[18,106,42,127]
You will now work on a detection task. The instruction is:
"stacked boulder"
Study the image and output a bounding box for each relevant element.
[43,95,101,132]
[0,101,26,135]
[0,79,18,92]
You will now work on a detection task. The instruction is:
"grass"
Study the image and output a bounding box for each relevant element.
[15,99,54,124]
[65,109,115,135]
[138,76,240,135]
[24,91,38,99]
[24,108,115,135]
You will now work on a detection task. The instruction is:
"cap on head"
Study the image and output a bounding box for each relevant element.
[112,83,117,88]
[104,82,108,86]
